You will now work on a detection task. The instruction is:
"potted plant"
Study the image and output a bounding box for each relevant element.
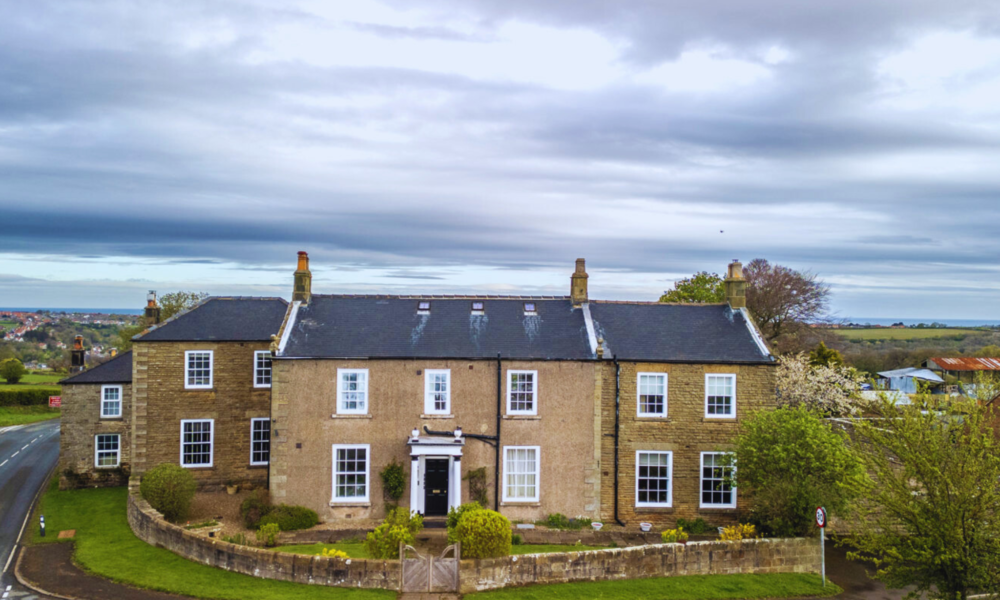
[225,480,239,495]
[640,522,652,532]
[591,522,603,531]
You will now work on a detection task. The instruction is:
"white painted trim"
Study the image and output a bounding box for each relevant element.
[336,368,369,415]
[581,302,598,356]
[331,443,371,504]
[739,308,773,359]
[635,450,673,508]
[699,452,737,509]
[94,433,121,468]
[423,369,451,415]
[100,384,123,419]
[704,373,737,419]
[180,419,214,468]
[253,350,272,389]
[249,418,270,466]
[501,445,540,503]
[506,369,539,416]
[636,372,668,418]
[184,350,213,390]
[277,301,300,355]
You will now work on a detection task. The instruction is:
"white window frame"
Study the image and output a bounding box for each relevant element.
[635,450,673,507]
[424,369,451,415]
[331,444,371,503]
[250,418,270,466]
[100,384,123,419]
[704,373,737,419]
[184,350,214,390]
[336,368,369,415]
[180,419,214,468]
[94,434,121,468]
[636,373,668,418]
[506,370,539,416]
[502,445,540,503]
[253,350,272,389]
[700,452,737,509]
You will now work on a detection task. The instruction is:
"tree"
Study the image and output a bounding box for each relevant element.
[731,405,867,537]
[851,396,1000,599]
[974,345,1000,358]
[0,358,27,384]
[659,272,724,303]
[115,324,146,352]
[159,291,209,321]
[808,341,843,367]
[776,353,868,416]
[743,258,829,342]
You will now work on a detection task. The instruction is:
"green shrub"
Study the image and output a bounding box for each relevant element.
[364,507,424,559]
[223,532,251,546]
[455,509,511,559]
[258,504,319,531]
[676,518,712,535]
[380,460,406,503]
[256,523,280,547]
[0,359,27,384]
[446,502,483,543]
[540,513,592,530]
[511,534,522,545]
[661,527,689,544]
[139,463,197,522]
[464,467,490,506]
[0,387,60,407]
[240,489,272,529]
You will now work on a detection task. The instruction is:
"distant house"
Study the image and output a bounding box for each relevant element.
[925,357,1000,383]
[877,368,944,394]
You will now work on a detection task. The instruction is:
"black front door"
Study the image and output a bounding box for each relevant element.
[424,458,449,516]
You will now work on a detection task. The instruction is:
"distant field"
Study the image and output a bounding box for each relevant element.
[0,384,61,392]
[835,328,981,341]
[0,321,18,328]
[21,372,64,384]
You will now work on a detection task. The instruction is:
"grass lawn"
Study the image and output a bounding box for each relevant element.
[466,573,841,600]
[21,372,64,384]
[274,541,370,558]
[29,479,393,600]
[0,406,60,427]
[512,544,610,555]
[835,328,979,341]
[0,384,61,392]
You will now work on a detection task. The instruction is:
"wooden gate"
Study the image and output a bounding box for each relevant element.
[400,543,460,593]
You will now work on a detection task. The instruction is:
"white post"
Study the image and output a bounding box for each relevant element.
[410,457,420,515]
[450,457,462,512]
[821,527,826,586]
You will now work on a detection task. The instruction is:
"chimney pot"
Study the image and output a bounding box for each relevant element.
[144,290,162,325]
[71,336,86,372]
[293,251,313,304]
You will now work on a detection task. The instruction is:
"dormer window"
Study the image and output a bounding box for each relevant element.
[471,301,485,315]
[524,302,537,315]
[417,301,431,315]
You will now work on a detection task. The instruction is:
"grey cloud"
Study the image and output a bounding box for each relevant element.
[344,21,495,42]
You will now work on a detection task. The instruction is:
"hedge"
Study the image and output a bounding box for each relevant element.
[454,509,511,559]
[258,504,319,531]
[0,387,61,407]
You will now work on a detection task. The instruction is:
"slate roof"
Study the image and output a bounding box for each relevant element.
[138,297,288,342]
[280,296,774,363]
[281,296,592,360]
[589,302,773,363]
[60,350,133,384]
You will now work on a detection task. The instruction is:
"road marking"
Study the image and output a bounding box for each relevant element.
[10,452,17,458]
[0,461,7,467]
[20,446,27,451]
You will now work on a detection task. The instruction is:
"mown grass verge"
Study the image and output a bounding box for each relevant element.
[28,480,393,600]
[0,406,60,427]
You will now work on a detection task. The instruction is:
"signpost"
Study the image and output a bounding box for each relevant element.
[815,506,827,587]
[48,396,61,408]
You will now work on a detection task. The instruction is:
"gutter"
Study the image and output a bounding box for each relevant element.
[613,355,624,527]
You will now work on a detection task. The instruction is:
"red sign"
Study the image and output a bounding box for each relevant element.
[48,396,61,408]
[815,506,827,528]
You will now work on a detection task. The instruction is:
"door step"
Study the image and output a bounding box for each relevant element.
[423,518,447,529]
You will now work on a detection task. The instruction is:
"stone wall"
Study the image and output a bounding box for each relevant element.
[459,537,819,594]
[59,383,132,489]
[131,341,271,488]
[127,489,400,589]
[600,362,777,527]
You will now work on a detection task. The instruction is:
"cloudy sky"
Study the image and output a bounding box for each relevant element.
[2,0,1000,318]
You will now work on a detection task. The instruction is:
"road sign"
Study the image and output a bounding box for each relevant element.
[815,506,827,528]
[816,506,827,587]
[48,396,61,408]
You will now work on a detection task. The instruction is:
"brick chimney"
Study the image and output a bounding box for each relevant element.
[71,335,85,372]
[571,258,589,307]
[725,259,747,309]
[292,251,312,304]
[144,290,161,326]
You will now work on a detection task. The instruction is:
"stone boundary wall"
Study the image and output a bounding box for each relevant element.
[459,537,820,594]
[127,489,400,590]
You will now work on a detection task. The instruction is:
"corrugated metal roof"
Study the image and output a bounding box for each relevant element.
[928,357,1000,371]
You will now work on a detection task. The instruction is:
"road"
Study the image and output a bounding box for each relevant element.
[0,419,60,600]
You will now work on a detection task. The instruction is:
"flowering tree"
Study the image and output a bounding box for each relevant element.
[776,353,868,416]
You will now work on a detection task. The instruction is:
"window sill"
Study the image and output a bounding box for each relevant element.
[181,465,215,470]
[248,463,269,469]
[331,414,373,419]
[702,416,737,422]
[95,465,121,470]
[635,416,670,421]
[698,506,738,511]
[329,502,371,507]
[503,415,540,420]
[634,506,675,513]
[99,417,125,421]
[501,501,541,507]
[421,414,454,420]
[184,387,215,392]
[253,386,273,390]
